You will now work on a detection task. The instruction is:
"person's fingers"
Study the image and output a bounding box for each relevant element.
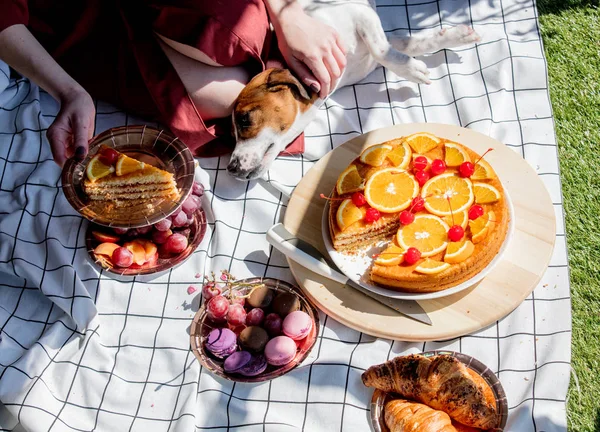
[332,44,347,73]
[287,57,321,94]
[46,118,71,167]
[324,53,342,94]
[334,32,347,56]
[304,56,331,98]
[72,116,90,161]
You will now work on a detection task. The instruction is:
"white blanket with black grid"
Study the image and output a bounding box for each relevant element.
[0,1,571,431]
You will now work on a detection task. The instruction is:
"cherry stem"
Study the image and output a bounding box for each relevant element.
[446,196,455,226]
[319,193,344,201]
[474,148,494,165]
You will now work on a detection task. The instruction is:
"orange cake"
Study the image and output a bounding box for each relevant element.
[328,133,509,293]
[83,146,179,208]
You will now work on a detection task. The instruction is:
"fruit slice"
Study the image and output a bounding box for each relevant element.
[133,239,159,262]
[123,241,147,265]
[469,210,496,244]
[336,164,364,195]
[397,214,449,257]
[471,159,494,180]
[115,154,145,176]
[86,154,115,182]
[364,168,419,213]
[405,132,441,154]
[94,242,120,257]
[443,210,468,230]
[444,142,471,167]
[421,173,474,216]
[374,243,405,266]
[444,239,475,264]
[91,230,120,243]
[415,259,451,274]
[359,144,393,167]
[473,182,501,204]
[336,199,364,231]
[386,141,412,169]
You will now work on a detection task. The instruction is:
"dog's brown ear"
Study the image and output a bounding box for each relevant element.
[266,69,312,101]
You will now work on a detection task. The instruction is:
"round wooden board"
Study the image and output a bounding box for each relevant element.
[283,123,556,341]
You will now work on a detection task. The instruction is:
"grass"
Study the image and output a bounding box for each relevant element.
[537,0,600,430]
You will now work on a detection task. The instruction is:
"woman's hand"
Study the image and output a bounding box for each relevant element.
[270,4,347,98]
[47,89,95,167]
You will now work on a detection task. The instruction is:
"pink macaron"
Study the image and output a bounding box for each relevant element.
[282,310,313,340]
[264,336,297,366]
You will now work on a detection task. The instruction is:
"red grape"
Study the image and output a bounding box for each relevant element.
[192,181,205,197]
[113,227,129,235]
[226,303,247,326]
[153,218,172,232]
[206,295,229,321]
[135,225,152,235]
[263,313,283,336]
[112,247,133,268]
[182,195,200,216]
[202,282,222,300]
[178,228,192,240]
[152,229,172,245]
[164,233,188,253]
[246,308,265,326]
[171,211,189,228]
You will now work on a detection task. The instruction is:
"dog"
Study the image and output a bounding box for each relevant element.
[227,0,481,180]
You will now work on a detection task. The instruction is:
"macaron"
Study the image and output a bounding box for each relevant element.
[282,310,313,341]
[239,354,268,377]
[264,336,297,366]
[223,351,252,373]
[205,328,237,358]
[272,292,301,317]
[247,285,274,308]
[239,326,269,352]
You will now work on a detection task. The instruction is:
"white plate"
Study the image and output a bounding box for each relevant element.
[321,190,515,301]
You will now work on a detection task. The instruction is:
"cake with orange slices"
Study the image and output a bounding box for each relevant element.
[83,146,179,207]
[328,132,509,293]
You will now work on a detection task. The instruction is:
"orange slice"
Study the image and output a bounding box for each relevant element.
[469,210,496,244]
[415,259,451,274]
[86,154,115,182]
[443,210,468,230]
[374,243,405,266]
[386,141,412,169]
[421,173,474,216]
[473,182,501,204]
[444,239,475,264]
[405,132,441,154]
[336,164,365,195]
[94,242,120,257]
[115,154,145,176]
[336,199,364,231]
[444,142,471,167]
[359,144,393,167]
[397,214,449,257]
[364,168,418,213]
[471,159,494,180]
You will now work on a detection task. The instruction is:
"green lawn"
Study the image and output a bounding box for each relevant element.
[537,0,600,430]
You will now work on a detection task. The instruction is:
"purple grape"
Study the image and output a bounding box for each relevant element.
[136,225,152,235]
[263,313,283,337]
[192,181,204,197]
[113,227,129,235]
[178,228,191,240]
[246,308,265,326]
[171,210,189,228]
[164,233,188,254]
[154,218,172,232]
[152,229,172,245]
[182,195,200,216]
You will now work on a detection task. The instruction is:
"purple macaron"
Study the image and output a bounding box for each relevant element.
[205,328,237,359]
[238,354,268,377]
[223,351,252,373]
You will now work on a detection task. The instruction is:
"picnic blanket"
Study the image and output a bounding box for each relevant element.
[0,0,571,431]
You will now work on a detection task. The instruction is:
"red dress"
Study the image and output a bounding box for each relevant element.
[0,0,304,156]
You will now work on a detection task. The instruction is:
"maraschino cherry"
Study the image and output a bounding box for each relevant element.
[399,211,415,225]
[351,192,367,207]
[468,205,484,220]
[413,156,428,171]
[446,197,464,242]
[404,247,421,265]
[410,196,426,212]
[414,170,430,187]
[430,159,446,176]
[99,147,119,166]
[364,208,381,223]
[459,148,494,178]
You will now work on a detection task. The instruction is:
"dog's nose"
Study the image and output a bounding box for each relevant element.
[227,158,240,174]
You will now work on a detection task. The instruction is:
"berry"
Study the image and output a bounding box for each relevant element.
[112,247,134,268]
[152,229,172,245]
[182,195,200,216]
[229,294,245,306]
[430,159,446,176]
[226,303,247,326]
[413,156,428,171]
[135,225,152,235]
[201,282,221,300]
[154,218,172,232]
[113,227,129,235]
[364,208,381,223]
[448,225,465,242]
[459,161,475,178]
[468,205,485,220]
[404,247,421,265]
[171,210,189,228]
[163,233,188,254]
[99,147,119,166]
[263,313,283,336]
[206,295,229,321]
[399,210,415,225]
[410,196,425,213]
[414,170,430,187]
[192,181,205,197]
[246,308,265,326]
[351,192,367,207]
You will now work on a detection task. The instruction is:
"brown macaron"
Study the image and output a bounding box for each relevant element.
[239,326,269,352]
[247,285,274,308]
[272,292,301,317]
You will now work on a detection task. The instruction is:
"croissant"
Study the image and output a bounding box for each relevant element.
[362,354,498,429]
[384,399,457,432]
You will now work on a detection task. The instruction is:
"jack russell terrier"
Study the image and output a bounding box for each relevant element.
[227,0,481,180]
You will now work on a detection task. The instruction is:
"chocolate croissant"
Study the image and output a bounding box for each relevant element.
[384,399,457,432]
[362,354,498,429]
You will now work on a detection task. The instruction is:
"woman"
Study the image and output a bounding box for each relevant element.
[0,0,346,166]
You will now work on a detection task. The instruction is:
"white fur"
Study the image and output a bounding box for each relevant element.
[228,0,481,180]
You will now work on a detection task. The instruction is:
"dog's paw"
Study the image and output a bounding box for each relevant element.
[397,58,431,85]
[438,24,481,47]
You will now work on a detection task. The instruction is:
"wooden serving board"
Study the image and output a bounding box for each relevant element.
[283,123,556,341]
